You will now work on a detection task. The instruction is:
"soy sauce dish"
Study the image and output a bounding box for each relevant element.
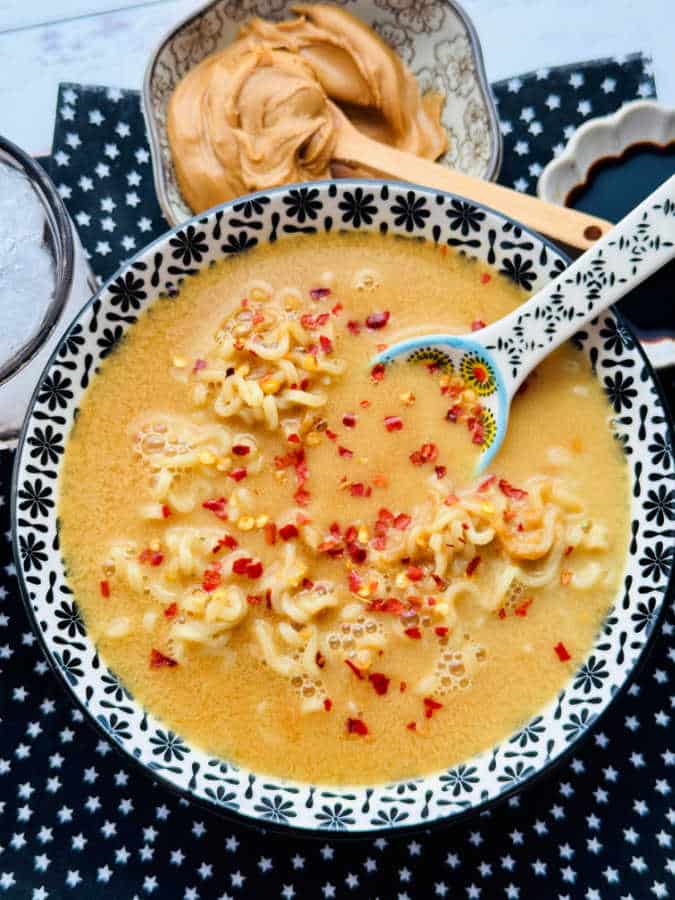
[13,181,673,834]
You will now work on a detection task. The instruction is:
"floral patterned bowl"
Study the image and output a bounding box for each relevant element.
[142,0,502,226]
[13,180,673,834]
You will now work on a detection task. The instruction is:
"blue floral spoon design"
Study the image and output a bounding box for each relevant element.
[373,175,675,473]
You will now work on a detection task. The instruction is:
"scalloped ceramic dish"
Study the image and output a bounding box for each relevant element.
[13,180,673,834]
[142,0,502,226]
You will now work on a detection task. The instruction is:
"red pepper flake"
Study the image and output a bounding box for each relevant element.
[384,415,403,432]
[564,545,574,556]
[231,557,253,576]
[406,721,417,731]
[346,717,368,736]
[232,444,250,456]
[330,522,341,536]
[499,479,528,500]
[444,493,459,506]
[338,445,353,458]
[371,363,385,382]
[344,525,357,542]
[404,626,422,639]
[424,697,443,718]
[471,419,485,445]
[498,607,507,619]
[264,523,277,545]
[161,504,171,519]
[477,475,496,492]
[228,467,247,482]
[294,487,311,506]
[318,538,344,558]
[394,513,411,531]
[466,556,481,576]
[375,342,388,352]
[471,319,486,331]
[202,562,223,592]
[287,433,301,444]
[369,597,406,615]
[331,302,343,315]
[373,474,388,488]
[400,681,407,693]
[446,404,462,423]
[431,574,447,591]
[301,577,314,590]
[406,566,424,582]
[139,548,164,566]
[434,465,447,480]
[377,507,395,526]
[315,651,326,669]
[246,560,263,579]
[192,358,207,373]
[514,597,533,617]
[279,523,299,541]
[342,413,357,428]
[347,542,367,565]
[350,482,366,497]
[410,442,438,465]
[368,672,390,695]
[344,659,364,680]
[310,287,331,300]
[480,272,492,284]
[100,580,110,599]
[202,497,228,519]
[366,310,390,330]
[247,594,263,605]
[163,602,178,619]
[349,570,363,593]
[347,320,361,335]
[554,641,571,662]
[150,648,178,669]
[326,428,338,441]
[319,335,333,354]
[560,570,572,586]
[434,626,449,637]
[323,698,333,711]
[360,399,371,409]
[213,533,238,553]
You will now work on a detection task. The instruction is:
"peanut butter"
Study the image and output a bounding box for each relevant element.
[168,4,447,213]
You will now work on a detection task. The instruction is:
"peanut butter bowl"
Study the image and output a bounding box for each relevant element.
[14,180,672,833]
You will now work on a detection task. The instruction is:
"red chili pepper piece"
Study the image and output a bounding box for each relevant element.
[466,556,481,576]
[371,363,385,382]
[347,320,361,335]
[554,641,571,661]
[400,681,407,693]
[232,444,251,456]
[435,465,447,480]
[446,404,462,423]
[499,479,528,500]
[344,659,364,679]
[346,717,368,736]
[228,467,247,482]
[264,523,277,545]
[315,651,326,669]
[480,273,491,284]
[279,523,299,541]
[231,557,252,575]
[245,561,263,579]
[369,672,390,695]
[360,399,371,408]
[323,698,332,711]
[477,475,496,492]
[404,626,422,639]
[384,415,403,432]
[331,302,343,315]
[319,335,333,354]
[342,413,357,428]
[406,721,417,731]
[347,542,367,564]
[369,597,406,615]
[348,570,363,593]
[192,358,207,373]
[498,607,507,619]
[310,287,331,300]
[287,433,301,444]
[161,504,171,519]
[138,549,165,567]
[100,580,110,599]
[247,594,263,605]
[326,428,338,441]
[294,487,311,506]
[394,513,411,531]
[406,566,424,582]
[350,482,366,497]
[164,602,178,619]
[150,648,178,669]
[424,697,443,718]
[338,445,353,458]
[515,597,533,617]
[365,311,390,330]
[202,562,223,592]
[202,497,228,519]
[434,626,449,637]
[471,319,486,331]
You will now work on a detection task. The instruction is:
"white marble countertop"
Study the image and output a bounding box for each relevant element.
[1,0,674,156]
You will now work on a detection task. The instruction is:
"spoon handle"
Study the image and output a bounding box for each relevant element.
[481,174,675,396]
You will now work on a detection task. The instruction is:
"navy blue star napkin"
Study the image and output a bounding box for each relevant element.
[2,53,674,900]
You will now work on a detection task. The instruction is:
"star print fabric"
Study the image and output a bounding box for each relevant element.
[2,55,673,899]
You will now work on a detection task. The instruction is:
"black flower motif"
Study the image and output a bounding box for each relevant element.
[19,532,47,572]
[599,317,634,354]
[98,325,124,359]
[391,191,430,231]
[27,425,64,466]
[497,761,535,785]
[56,648,83,685]
[222,232,258,255]
[149,728,189,763]
[58,323,85,358]
[17,479,53,518]
[233,195,270,218]
[37,370,73,411]
[370,806,409,827]
[445,199,485,236]
[631,597,659,634]
[55,600,85,638]
[603,371,638,413]
[101,669,132,703]
[639,542,673,583]
[509,716,545,748]
[644,485,675,526]
[440,764,479,796]
[170,225,208,266]
[316,802,356,830]
[254,794,297,823]
[338,188,377,228]
[562,708,594,742]
[108,271,147,312]
[97,712,131,742]
[283,187,322,223]
[500,254,536,290]
[648,432,672,469]
[573,656,608,693]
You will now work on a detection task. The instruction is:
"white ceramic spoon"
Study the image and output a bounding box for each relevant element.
[373,174,675,473]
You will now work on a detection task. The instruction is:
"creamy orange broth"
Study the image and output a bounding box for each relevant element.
[59,232,629,783]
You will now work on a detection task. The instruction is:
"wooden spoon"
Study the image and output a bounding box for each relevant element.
[331,108,611,252]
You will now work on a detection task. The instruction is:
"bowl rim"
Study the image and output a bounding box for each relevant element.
[12,177,674,835]
[141,0,504,227]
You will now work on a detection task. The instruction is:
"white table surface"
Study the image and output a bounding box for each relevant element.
[1,0,674,156]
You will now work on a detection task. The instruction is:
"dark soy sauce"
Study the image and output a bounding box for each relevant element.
[566,142,675,338]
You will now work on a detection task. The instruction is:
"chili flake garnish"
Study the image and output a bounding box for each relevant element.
[294,487,311,506]
[477,475,496,492]
[315,651,326,669]
[347,319,361,335]
[404,626,422,639]
[319,335,333,354]
[228,467,247,482]
[326,428,338,441]
[498,607,507,619]
[564,545,574,556]
[150,648,178,669]
[139,548,164,566]
[279,523,299,541]
[514,597,533,617]
[349,570,363,593]
[400,681,407,692]
[331,302,343,315]
[347,542,367,564]
[410,442,438,465]
[369,597,406,615]
[368,672,390,695]
[360,399,371,409]
[446,404,461,423]
[560,570,573,586]
[202,562,223,592]
[161,504,171,518]
[192,358,207,373]
[346,717,368,736]
[323,698,333,711]
[338,445,353,458]
[406,566,424,582]
[394,513,411,530]
[366,310,390,329]
[342,413,357,428]
[247,594,263,605]
[99,580,110,599]
[466,556,481,576]
[499,479,528,500]
[471,319,486,331]
[434,626,449,637]
[344,659,364,679]
[310,286,331,300]
[231,557,263,578]
[232,444,251,456]
[350,482,372,498]
[424,697,443,718]
[164,602,178,619]
[406,721,417,731]
[480,272,491,284]
[554,641,571,662]
[202,497,228,519]
[384,415,403,432]
[371,363,385,382]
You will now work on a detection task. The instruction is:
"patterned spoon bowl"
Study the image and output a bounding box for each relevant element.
[374,174,675,473]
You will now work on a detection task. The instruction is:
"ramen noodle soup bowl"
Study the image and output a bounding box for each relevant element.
[13,180,673,834]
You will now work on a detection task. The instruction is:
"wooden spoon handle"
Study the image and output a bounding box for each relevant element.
[333,129,611,252]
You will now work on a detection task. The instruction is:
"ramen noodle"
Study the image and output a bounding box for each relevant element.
[59,232,629,783]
